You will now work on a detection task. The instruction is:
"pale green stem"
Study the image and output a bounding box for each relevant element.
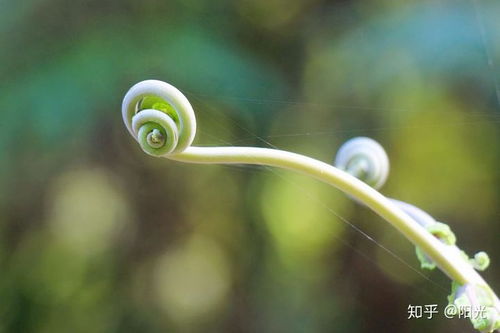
[170,146,495,296]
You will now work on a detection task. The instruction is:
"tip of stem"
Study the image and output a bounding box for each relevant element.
[147,128,165,148]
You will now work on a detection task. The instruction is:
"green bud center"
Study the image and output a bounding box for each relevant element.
[147,128,165,148]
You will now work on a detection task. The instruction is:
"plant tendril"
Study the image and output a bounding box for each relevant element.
[122,80,499,332]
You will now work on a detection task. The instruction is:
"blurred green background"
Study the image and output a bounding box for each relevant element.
[1,0,499,332]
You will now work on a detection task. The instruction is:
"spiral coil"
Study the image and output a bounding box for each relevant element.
[122,80,197,157]
[334,136,389,189]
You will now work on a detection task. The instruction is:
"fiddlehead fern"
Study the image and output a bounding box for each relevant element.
[122,80,499,332]
[122,80,196,156]
[334,137,389,189]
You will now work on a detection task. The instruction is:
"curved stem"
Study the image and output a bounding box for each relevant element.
[170,146,495,293]
[123,80,498,330]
